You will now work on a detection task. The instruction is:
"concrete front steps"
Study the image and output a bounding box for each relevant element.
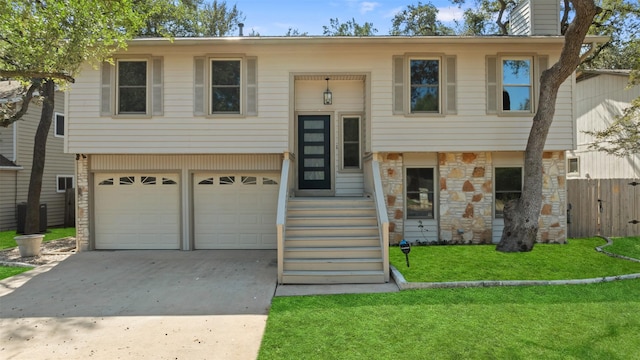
[282,197,386,284]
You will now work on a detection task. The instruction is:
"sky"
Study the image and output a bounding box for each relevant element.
[232,0,465,36]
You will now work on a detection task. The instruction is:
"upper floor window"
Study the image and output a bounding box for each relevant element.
[393,54,456,116]
[502,58,532,112]
[194,56,257,117]
[117,60,147,114]
[211,59,241,113]
[487,54,547,115]
[54,113,65,137]
[100,57,163,117]
[410,59,440,113]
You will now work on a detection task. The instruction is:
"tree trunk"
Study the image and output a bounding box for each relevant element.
[497,0,600,252]
[23,79,55,235]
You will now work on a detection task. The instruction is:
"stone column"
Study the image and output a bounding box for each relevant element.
[379,153,404,244]
[538,151,567,243]
[439,152,493,244]
[75,154,90,252]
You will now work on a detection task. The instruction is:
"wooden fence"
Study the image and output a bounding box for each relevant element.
[567,179,640,238]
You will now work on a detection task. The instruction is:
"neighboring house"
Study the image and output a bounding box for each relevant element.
[0,81,75,231]
[566,70,640,237]
[68,0,601,283]
[569,70,640,179]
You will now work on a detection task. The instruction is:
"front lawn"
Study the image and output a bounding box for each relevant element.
[0,265,32,280]
[259,279,640,359]
[390,237,640,282]
[0,227,75,249]
[605,236,640,259]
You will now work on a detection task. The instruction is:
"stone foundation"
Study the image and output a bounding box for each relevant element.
[438,152,493,244]
[378,151,567,245]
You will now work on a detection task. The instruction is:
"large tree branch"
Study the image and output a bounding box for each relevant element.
[0,81,41,127]
[0,70,75,83]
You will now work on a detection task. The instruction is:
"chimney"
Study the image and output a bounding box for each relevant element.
[238,23,244,36]
[509,0,561,36]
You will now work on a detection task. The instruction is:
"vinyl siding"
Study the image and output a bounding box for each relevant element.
[14,91,75,228]
[0,126,14,159]
[531,0,560,35]
[68,41,571,155]
[90,154,281,171]
[509,0,560,36]
[0,170,17,230]
[509,0,531,35]
[568,73,640,179]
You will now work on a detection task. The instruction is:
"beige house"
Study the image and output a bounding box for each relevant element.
[0,81,75,231]
[68,0,601,284]
[569,70,640,179]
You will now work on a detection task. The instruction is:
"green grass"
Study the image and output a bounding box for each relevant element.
[0,227,75,249]
[259,280,640,360]
[390,237,640,282]
[605,237,640,259]
[0,265,32,280]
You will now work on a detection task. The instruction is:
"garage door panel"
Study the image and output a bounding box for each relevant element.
[194,173,278,249]
[95,174,180,250]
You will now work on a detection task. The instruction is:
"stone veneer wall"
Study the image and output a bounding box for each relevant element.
[439,153,493,244]
[538,151,567,243]
[75,155,90,252]
[379,153,404,244]
[378,151,567,245]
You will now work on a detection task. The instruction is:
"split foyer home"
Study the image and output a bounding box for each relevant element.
[68,0,604,283]
[0,81,75,231]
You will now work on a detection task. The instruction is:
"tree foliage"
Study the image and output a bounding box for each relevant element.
[0,0,145,235]
[323,18,377,36]
[451,0,516,35]
[134,0,245,37]
[390,2,454,36]
[584,96,640,156]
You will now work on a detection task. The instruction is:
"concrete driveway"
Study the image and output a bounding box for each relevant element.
[0,250,277,360]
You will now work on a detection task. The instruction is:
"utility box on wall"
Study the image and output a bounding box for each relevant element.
[16,203,47,234]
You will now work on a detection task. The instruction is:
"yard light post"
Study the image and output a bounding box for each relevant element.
[399,239,411,267]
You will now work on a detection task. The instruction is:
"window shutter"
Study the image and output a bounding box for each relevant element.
[445,56,457,114]
[194,57,206,116]
[486,56,497,113]
[246,57,257,116]
[152,57,163,116]
[100,62,112,116]
[392,56,404,114]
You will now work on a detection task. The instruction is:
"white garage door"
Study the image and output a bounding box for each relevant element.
[194,173,279,249]
[94,174,180,249]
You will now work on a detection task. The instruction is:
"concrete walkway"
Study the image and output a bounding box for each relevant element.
[1,250,277,360]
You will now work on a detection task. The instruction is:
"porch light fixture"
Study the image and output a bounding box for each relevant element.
[323,77,332,105]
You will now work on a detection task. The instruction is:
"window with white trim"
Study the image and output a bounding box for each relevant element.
[100,57,163,116]
[54,112,64,137]
[406,168,435,219]
[56,175,74,193]
[341,116,361,170]
[393,54,456,115]
[494,167,522,218]
[501,57,532,112]
[568,158,579,175]
[487,54,547,115]
[193,56,257,117]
